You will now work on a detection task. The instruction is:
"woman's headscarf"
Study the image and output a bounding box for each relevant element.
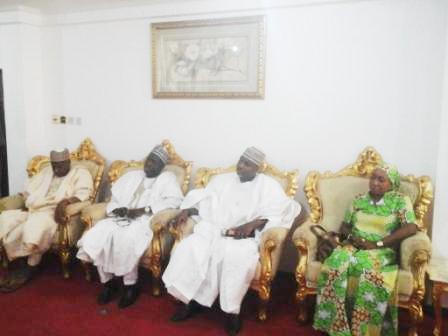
[379,163,400,190]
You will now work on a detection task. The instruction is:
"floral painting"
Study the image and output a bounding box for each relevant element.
[152,16,265,98]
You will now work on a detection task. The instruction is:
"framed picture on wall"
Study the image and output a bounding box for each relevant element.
[151,16,266,98]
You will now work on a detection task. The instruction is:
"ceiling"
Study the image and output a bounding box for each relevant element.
[0,0,193,14]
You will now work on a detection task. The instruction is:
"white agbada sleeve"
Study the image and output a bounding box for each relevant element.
[71,168,94,201]
[141,171,184,214]
[106,171,144,215]
[252,175,301,233]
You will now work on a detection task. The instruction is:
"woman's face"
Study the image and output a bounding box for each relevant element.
[369,168,392,197]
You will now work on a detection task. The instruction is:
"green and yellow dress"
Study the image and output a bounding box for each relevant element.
[313,191,416,336]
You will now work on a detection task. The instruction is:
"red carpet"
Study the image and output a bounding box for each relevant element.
[0,256,438,336]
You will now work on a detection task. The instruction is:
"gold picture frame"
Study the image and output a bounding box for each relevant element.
[151,16,266,99]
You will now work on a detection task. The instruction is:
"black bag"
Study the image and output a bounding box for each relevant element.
[310,225,342,262]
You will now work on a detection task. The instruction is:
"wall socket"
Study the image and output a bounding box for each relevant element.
[52,115,82,125]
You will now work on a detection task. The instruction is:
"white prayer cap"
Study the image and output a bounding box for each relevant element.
[150,144,169,164]
[241,147,265,167]
[50,148,70,162]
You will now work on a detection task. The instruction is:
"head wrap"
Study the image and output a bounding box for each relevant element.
[241,147,265,167]
[149,144,169,164]
[379,163,400,190]
[50,148,70,162]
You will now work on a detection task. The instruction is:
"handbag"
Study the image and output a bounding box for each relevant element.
[310,225,342,262]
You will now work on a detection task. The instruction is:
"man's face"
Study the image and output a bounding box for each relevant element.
[236,156,258,183]
[144,154,165,178]
[51,160,71,177]
[369,168,392,197]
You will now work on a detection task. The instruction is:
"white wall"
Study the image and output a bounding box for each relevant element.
[432,17,448,261]
[56,0,446,195]
[0,0,447,270]
[0,20,27,192]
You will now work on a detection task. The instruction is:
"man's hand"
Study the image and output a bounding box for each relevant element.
[225,219,267,239]
[168,209,193,230]
[112,207,128,218]
[18,191,30,200]
[350,235,377,250]
[54,199,71,224]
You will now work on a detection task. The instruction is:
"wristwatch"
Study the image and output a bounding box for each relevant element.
[376,240,384,247]
[144,206,151,214]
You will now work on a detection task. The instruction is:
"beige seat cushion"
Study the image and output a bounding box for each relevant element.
[305,261,414,300]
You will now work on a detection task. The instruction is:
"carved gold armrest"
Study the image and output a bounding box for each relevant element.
[400,232,431,319]
[80,203,107,230]
[150,208,182,233]
[292,218,318,260]
[0,195,25,212]
[169,216,196,245]
[65,201,91,218]
[149,208,182,276]
[259,227,289,280]
[400,231,431,271]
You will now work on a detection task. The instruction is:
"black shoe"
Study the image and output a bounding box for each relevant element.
[97,280,118,305]
[117,284,139,309]
[225,314,242,336]
[0,264,37,293]
[170,301,203,322]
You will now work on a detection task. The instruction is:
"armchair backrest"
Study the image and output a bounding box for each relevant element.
[194,161,298,198]
[25,138,105,202]
[305,147,433,232]
[107,140,192,195]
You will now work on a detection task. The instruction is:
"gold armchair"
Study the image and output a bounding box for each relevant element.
[190,162,298,321]
[0,138,105,279]
[292,147,433,336]
[80,140,192,296]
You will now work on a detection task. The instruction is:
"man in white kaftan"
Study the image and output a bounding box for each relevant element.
[77,144,183,308]
[162,147,301,335]
[0,149,93,291]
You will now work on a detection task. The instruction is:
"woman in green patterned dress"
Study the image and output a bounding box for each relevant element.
[313,164,418,336]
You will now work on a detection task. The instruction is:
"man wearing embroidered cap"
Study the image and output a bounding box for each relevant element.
[0,148,93,292]
[163,147,301,335]
[77,144,183,309]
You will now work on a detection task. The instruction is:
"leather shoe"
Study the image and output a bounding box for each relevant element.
[118,284,139,309]
[0,264,37,293]
[225,314,242,336]
[170,301,202,322]
[97,280,118,305]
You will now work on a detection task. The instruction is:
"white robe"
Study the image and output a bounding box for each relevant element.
[0,166,93,261]
[77,170,183,281]
[162,173,301,314]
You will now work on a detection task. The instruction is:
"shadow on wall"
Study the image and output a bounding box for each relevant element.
[0,69,9,197]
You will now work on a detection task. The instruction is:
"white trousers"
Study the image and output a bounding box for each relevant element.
[163,232,259,314]
[97,264,139,285]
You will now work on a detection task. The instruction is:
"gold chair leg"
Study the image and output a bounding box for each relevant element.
[256,281,272,321]
[258,296,269,321]
[81,260,93,281]
[152,274,162,297]
[407,302,423,336]
[59,247,71,279]
[297,294,309,323]
[0,244,8,269]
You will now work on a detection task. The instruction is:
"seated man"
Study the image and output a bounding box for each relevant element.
[0,149,93,292]
[162,147,301,335]
[77,145,183,309]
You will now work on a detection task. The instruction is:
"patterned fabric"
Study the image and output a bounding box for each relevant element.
[313,191,416,336]
[379,163,400,191]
